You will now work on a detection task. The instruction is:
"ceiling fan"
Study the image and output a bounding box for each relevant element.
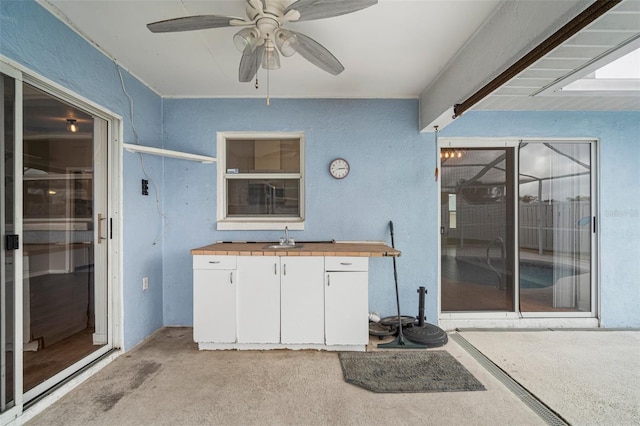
[147,0,377,83]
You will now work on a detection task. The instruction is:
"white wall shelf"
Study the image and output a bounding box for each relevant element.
[123,143,216,163]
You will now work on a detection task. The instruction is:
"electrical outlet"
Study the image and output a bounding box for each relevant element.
[142,276,149,290]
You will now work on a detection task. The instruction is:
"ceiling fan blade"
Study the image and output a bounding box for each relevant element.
[245,0,265,12]
[284,0,377,22]
[239,45,265,82]
[288,30,344,75]
[147,15,242,33]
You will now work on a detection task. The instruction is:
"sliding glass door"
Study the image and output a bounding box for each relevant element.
[1,70,20,423]
[21,83,110,398]
[1,62,115,422]
[440,140,596,316]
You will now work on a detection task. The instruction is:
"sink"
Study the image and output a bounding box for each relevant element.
[262,243,305,249]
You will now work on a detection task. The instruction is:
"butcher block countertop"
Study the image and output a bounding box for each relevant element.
[191,241,401,257]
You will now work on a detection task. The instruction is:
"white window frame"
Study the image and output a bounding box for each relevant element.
[216,131,305,231]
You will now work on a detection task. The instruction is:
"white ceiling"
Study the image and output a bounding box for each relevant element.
[39,0,501,98]
[38,0,640,113]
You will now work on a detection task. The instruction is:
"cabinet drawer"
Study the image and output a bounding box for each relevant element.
[193,255,236,270]
[325,256,368,272]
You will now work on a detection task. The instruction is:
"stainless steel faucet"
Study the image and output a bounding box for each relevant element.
[280,226,295,246]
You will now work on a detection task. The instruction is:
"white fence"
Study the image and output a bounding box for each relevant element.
[442,201,591,255]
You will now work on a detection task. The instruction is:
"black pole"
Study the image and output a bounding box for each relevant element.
[379,221,427,349]
[417,286,426,327]
[389,221,407,343]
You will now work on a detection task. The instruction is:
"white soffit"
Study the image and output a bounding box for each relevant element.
[475,0,640,112]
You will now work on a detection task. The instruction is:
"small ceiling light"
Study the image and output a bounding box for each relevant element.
[275,29,298,57]
[441,148,465,160]
[66,119,79,133]
[262,40,280,70]
[233,28,260,53]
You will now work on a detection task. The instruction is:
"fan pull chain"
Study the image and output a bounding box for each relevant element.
[255,49,259,89]
[266,67,271,106]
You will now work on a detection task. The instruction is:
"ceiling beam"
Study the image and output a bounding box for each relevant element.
[418,0,594,132]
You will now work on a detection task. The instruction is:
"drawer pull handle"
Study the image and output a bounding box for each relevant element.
[340,262,352,266]
[209,261,221,264]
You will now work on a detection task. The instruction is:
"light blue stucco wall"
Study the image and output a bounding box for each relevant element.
[163,99,640,327]
[442,111,640,327]
[161,99,436,325]
[1,0,165,349]
[161,103,640,328]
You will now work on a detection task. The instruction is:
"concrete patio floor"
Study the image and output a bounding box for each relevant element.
[23,327,639,426]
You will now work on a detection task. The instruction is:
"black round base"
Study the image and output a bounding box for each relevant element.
[379,315,416,327]
[368,321,398,337]
[403,323,448,347]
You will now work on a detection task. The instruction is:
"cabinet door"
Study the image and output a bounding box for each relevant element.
[281,257,325,344]
[193,269,236,343]
[237,256,280,343]
[325,271,368,345]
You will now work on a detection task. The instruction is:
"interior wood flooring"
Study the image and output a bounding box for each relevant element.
[23,328,103,393]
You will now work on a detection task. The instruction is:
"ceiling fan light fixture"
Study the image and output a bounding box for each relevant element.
[233,28,260,53]
[275,29,298,57]
[262,41,281,70]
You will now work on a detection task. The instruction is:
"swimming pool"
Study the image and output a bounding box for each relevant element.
[442,256,585,289]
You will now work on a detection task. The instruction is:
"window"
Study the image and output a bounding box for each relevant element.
[217,132,304,230]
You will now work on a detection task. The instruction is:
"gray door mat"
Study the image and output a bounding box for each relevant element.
[339,350,486,393]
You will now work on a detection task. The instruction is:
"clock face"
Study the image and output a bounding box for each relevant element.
[329,158,350,179]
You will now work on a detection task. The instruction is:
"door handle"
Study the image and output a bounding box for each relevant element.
[98,214,107,244]
[230,271,233,284]
[283,264,287,276]
[327,274,330,286]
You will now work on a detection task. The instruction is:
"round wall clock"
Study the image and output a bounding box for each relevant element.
[329,158,350,179]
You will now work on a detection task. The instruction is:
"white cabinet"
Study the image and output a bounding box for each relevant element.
[281,257,325,344]
[236,256,280,343]
[237,256,325,344]
[324,257,369,346]
[192,254,369,351]
[193,256,236,343]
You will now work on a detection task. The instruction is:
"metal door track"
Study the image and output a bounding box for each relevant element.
[450,333,569,426]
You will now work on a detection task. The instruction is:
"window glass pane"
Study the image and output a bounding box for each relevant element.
[519,142,592,312]
[441,148,515,312]
[227,179,299,217]
[226,139,300,173]
[21,83,107,394]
